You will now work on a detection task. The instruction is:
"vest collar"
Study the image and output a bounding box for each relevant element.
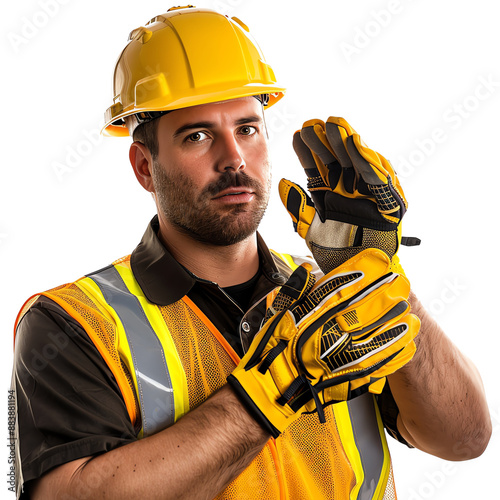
[130,216,287,306]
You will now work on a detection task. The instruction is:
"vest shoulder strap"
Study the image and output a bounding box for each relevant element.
[16,260,142,428]
[270,250,322,277]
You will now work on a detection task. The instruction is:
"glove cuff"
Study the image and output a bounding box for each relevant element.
[227,375,282,438]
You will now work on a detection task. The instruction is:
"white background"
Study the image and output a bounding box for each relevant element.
[2,0,499,498]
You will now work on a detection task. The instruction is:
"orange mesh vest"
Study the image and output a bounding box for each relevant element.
[16,254,397,499]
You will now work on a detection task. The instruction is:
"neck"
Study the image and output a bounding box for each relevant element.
[157,218,260,288]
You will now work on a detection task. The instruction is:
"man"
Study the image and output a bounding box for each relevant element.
[12,6,491,500]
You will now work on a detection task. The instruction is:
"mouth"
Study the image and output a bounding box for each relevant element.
[212,187,255,203]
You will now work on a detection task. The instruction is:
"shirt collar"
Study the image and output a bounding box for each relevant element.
[130,215,287,306]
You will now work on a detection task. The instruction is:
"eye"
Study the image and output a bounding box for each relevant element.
[239,125,257,136]
[186,131,208,142]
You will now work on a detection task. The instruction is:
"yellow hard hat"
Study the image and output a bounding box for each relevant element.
[103,5,286,137]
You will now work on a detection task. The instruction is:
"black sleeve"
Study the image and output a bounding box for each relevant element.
[13,296,138,497]
[376,383,413,448]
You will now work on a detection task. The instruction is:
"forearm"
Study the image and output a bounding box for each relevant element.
[31,385,270,500]
[388,291,491,460]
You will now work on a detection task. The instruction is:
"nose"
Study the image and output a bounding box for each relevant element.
[216,133,245,172]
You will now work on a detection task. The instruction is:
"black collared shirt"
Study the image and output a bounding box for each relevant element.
[12,217,406,497]
[12,217,291,494]
[130,216,290,356]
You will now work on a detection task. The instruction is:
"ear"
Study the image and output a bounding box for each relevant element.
[129,141,155,193]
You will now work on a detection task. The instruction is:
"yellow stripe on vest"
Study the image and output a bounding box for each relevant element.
[270,250,299,272]
[333,395,391,499]
[371,399,391,499]
[332,402,365,499]
[114,261,190,425]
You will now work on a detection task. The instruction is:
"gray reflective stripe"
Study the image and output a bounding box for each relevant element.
[347,394,386,499]
[89,266,174,436]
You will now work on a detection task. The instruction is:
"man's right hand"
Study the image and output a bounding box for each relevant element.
[227,248,420,436]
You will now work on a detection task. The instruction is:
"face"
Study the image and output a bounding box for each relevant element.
[151,97,272,246]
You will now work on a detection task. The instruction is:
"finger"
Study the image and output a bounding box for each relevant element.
[323,316,417,374]
[376,152,397,180]
[339,298,409,337]
[294,248,392,327]
[324,374,388,400]
[311,315,419,401]
[343,316,420,389]
[319,278,410,365]
[264,262,316,322]
[352,312,420,368]
[367,377,387,395]
[335,272,410,334]
[278,179,316,239]
[300,119,340,168]
[293,130,331,187]
[347,135,407,214]
[325,117,356,170]
[368,337,417,380]
[326,116,357,136]
[276,264,315,305]
[346,135,406,224]
[378,154,408,210]
[346,135,388,186]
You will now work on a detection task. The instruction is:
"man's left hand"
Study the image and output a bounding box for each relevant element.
[279,116,410,275]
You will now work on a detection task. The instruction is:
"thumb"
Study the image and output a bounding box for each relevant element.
[278,179,315,239]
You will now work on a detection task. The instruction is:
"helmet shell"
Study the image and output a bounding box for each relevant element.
[103,6,286,137]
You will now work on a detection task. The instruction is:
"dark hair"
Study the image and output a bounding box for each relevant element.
[132,119,160,160]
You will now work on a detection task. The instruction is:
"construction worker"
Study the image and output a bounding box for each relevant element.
[11,6,491,500]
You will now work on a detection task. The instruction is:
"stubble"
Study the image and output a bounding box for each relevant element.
[152,160,272,246]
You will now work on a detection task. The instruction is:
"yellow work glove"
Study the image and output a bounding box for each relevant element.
[227,248,419,436]
[279,117,419,275]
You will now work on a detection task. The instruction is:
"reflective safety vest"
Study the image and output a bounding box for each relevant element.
[16,254,398,499]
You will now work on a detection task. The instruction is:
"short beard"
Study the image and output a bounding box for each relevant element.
[152,161,271,246]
